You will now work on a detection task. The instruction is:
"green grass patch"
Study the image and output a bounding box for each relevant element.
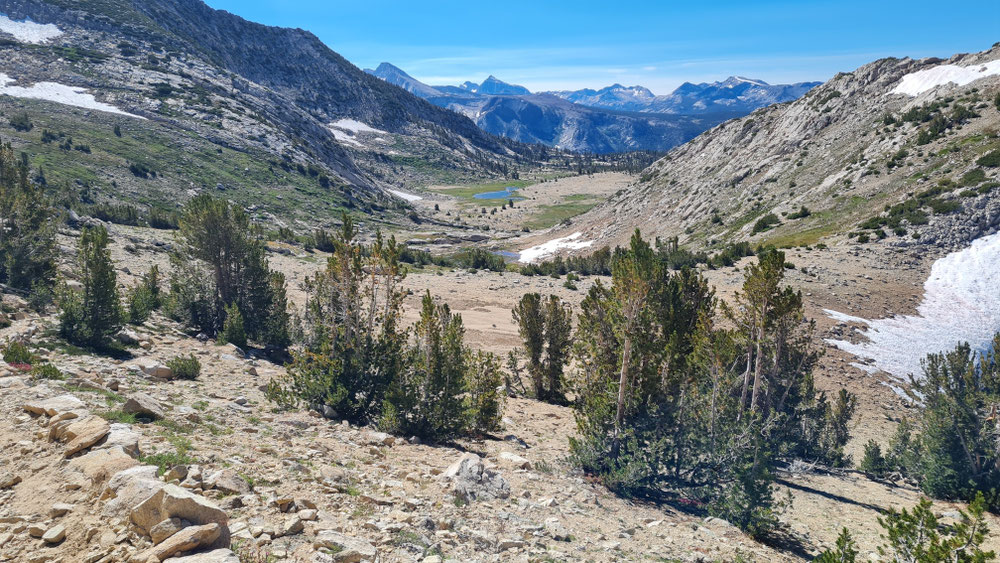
[523,202,599,230]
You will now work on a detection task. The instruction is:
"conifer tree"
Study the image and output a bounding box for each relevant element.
[61,226,122,348]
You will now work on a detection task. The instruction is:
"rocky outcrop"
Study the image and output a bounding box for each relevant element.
[442,453,511,501]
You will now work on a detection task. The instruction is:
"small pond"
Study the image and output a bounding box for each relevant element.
[474,186,522,200]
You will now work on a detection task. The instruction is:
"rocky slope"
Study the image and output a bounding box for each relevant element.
[0,0,541,225]
[547,44,1000,252]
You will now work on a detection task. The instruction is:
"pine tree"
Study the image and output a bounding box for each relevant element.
[0,140,56,293]
[61,226,122,348]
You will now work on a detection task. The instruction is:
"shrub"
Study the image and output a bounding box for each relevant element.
[816,495,995,562]
[167,354,201,380]
[977,150,1000,168]
[219,302,247,348]
[148,208,179,230]
[127,267,161,325]
[466,351,506,435]
[859,439,888,478]
[752,213,781,234]
[2,340,34,365]
[9,112,32,132]
[787,206,811,219]
[31,363,64,381]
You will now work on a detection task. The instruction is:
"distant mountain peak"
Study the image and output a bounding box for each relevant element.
[477,75,531,96]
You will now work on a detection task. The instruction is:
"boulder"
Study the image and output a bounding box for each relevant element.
[166,549,240,562]
[131,484,229,548]
[49,503,74,518]
[442,453,510,501]
[102,465,165,520]
[313,530,377,562]
[141,362,173,379]
[123,393,165,420]
[142,522,221,562]
[42,524,66,544]
[204,469,251,495]
[499,451,532,470]
[69,446,140,486]
[61,416,110,457]
[150,517,187,545]
[0,471,21,489]
[362,431,395,447]
[23,394,85,417]
[96,424,142,458]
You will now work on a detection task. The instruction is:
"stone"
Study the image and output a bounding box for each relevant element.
[96,424,142,458]
[142,522,221,562]
[362,431,395,447]
[61,416,111,457]
[313,530,377,562]
[117,329,140,345]
[499,539,526,550]
[131,484,230,548]
[442,453,510,501]
[23,394,85,416]
[545,518,571,542]
[422,557,442,563]
[102,465,165,520]
[141,362,173,379]
[150,517,187,545]
[281,516,303,536]
[50,503,74,518]
[123,393,165,420]
[204,469,251,495]
[166,549,241,562]
[0,471,21,489]
[42,524,66,544]
[499,451,532,470]
[298,509,318,521]
[70,446,140,486]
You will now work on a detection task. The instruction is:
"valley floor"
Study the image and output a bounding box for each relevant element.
[2,211,998,562]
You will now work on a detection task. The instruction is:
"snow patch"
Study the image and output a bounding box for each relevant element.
[825,231,1000,382]
[388,189,422,202]
[518,233,593,263]
[892,59,1000,96]
[330,119,387,135]
[0,14,62,44]
[0,74,144,119]
[328,119,388,147]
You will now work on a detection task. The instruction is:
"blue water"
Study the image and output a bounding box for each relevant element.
[474,186,520,200]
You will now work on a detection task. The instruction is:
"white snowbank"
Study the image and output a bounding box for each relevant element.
[0,74,144,119]
[328,119,388,147]
[330,119,387,135]
[892,59,1000,96]
[0,14,62,44]
[825,231,1000,382]
[388,189,422,202]
[518,232,593,263]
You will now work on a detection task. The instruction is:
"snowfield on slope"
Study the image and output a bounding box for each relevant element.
[519,233,593,263]
[825,231,1000,382]
[0,14,62,44]
[388,189,422,202]
[892,59,1000,96]
[328,119,388,146]
[0,74,144,119]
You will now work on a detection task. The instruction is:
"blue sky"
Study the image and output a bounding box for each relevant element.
[204,0,1000,94]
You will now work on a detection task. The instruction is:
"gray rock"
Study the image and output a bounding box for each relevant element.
[442,453,510,501]
[123,393,165,420]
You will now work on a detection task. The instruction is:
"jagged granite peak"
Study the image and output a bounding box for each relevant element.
[365,62,442,98]
[549,76,820,114]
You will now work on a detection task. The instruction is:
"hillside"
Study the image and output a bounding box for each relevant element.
[541,44,1000,252]
[0,0,544,226]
